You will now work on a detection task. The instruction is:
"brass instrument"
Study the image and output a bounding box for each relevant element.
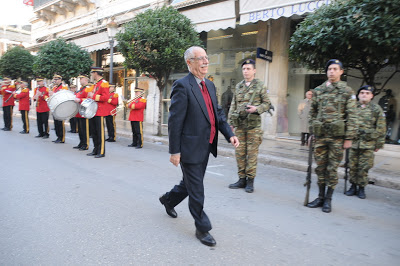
[110,90,145,116]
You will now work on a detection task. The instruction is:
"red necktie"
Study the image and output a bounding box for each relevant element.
[200,81,216,143]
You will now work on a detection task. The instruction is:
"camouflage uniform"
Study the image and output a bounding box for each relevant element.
[309,81,358,189]
[349,102,386,188]
[228,79,271,184]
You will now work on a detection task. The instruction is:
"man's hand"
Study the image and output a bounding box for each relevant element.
[74,97,81,103]
[170,154,181,167]
[87,92,94,98]
[245,105,257,113]
[343,140,352,149]
[230,136,239,148]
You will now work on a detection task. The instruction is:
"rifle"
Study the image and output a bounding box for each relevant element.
[343,149,350,194]
[303,136,314,206]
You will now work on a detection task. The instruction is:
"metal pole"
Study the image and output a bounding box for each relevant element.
[109,38,114,84]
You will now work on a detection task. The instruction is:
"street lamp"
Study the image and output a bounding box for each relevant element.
[107,17,118,84]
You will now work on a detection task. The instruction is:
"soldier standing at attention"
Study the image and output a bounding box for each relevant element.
[33,77,50,138]
[13,81,30,134]
[346,85,386,199]
[228,59,271,193]
[50,74,68,143]
[307,59,357,213]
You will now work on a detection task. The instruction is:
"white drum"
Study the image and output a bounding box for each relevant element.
[47,90,79,120]
[0,95,3,108]
[79,98,98,119]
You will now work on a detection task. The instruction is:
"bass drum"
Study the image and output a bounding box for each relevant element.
[0,95,3,108]
[47,90,79,120]
[79,98,98,119]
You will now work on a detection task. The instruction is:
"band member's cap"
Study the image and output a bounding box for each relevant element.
[77,74,89,79]
[90,67,104,73]
[53,74,62,79]
[70,84,77,88]
[109,83,116,86]
[357,85,374,95]
[241,59,256,67]
[3,77,11,80]
[36,77,44,81]
[134,87,144,92]
[325,59,343,72]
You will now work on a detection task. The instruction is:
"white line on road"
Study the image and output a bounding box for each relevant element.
[206,170,224,176]
[207,165,224,168]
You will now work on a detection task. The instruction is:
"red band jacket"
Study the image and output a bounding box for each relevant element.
[14,88,30,111]
[75,85,94,118]
[34,86,50,113]
[128,97,147,121]
[1,85,16,106]
[106,92,119,116]
[90,79,110,117]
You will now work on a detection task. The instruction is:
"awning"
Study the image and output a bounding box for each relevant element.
[71,31,118,52]
[240,0,331,25]
[179,0,236,32]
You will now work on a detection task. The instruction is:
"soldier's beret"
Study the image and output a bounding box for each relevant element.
[241,59,256,67]
[53,74,62,79]
[91,67,104,73]
[325,59,343,72]
[357,85,374,95]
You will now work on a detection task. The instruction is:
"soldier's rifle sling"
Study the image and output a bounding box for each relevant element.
[304,138,314,206]
[343,148,350,194]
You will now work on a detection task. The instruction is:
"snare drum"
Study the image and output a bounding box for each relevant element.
[47,90,79,120]
[79,98,98,119]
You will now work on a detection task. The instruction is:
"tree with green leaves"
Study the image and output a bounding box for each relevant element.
[33,38,93,83]
[0,46,35,81]
[289,0,400,95]
[117,6,201,135]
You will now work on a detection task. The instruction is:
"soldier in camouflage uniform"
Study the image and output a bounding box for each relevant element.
[346,85,386,199]
[228,59,271,193]
[307,59,358,213]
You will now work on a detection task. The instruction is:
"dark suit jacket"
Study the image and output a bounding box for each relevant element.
[168,72,234,164]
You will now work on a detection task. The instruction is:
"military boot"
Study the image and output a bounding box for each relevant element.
[245,178,254,193]
[322,187,334,213]
[307,184,325,208]
[345,184,357,196]
[357,186,366,199]
[229,178,246,189]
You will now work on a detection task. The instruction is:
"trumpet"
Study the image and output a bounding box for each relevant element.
[110,90,145,116]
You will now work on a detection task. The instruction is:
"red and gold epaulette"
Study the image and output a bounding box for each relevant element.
[22,88,29,93]
[85,85,94,93]
[100,80,109,89]
[113,93,119,98]
[140,98,147,103]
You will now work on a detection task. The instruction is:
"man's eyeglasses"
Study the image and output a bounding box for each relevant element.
[190,56,209,61]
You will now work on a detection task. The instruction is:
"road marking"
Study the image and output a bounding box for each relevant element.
[207,165,224,168]
[206,170,224,176]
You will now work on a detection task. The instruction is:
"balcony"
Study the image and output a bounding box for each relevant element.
[34,0,93,22]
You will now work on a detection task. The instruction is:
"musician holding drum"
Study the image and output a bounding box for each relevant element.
[13,81,30,134]
[73,74,93,151]
[68,85,79,133]
[105,84,119,142]
[33,77,50,138]
[1,77,16,131]
[51,74,69,143]
[87,67,109,158]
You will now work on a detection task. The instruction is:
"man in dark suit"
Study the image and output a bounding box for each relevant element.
[159,46,239,247]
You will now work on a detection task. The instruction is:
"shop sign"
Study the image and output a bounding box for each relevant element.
[245,0,331,23]
[257,48,273,62]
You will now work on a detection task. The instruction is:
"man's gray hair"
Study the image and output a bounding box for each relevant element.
[184,46,203,71]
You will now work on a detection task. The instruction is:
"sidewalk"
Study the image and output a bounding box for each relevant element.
[9,109,400,190]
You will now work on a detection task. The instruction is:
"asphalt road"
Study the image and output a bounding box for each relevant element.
[1,118,399,265]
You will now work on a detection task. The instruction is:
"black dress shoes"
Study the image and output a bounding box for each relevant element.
[20,131,28,134]
[35,135,44,138]
[128,143,137,147]
[135,146,142,149]
[54,139,64,143]
[79,146,88,151]
[195,230,216,247]
[87,152,96,156]
[107,139,116,142]
[73,145,81,149]
[159,195,177,218]
[43,134,49,139]
[3,128,11,131]
[94,154,105,158]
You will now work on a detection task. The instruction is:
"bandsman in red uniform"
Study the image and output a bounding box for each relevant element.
[128,87,147,149]
[68,85,78,133]
[1,77,16,131]
[87,67,109,158]
[33,77,50,138]
[51,74,68,143]
[13,81,30,134]
[73,74,93,151]
[105,84,119,142]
